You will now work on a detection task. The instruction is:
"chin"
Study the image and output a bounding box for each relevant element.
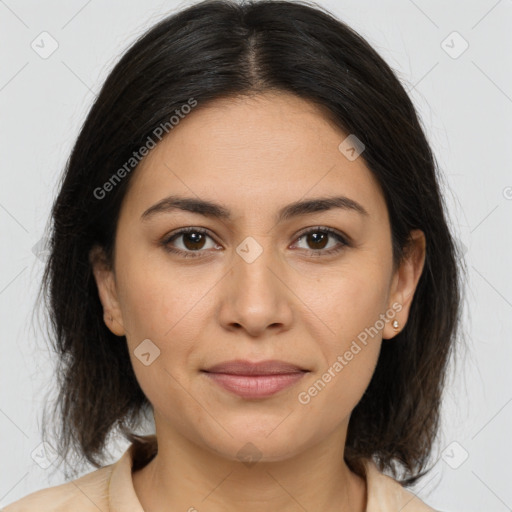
[198,420,312,463]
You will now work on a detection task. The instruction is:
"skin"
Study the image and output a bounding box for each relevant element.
[90,91,426,512]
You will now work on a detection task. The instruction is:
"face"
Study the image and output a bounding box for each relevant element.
[90,91,425,463]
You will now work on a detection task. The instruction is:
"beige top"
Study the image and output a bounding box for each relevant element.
[2,435,438,511]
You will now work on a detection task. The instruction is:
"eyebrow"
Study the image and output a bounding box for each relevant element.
[140,194,369,223]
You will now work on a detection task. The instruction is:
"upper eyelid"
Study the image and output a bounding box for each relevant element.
[165,225,349,247]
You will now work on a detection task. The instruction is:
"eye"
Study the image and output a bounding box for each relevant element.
[291,226,349,257]
[161,227,219,258]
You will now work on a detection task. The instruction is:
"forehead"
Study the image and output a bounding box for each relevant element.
[121,92,387,222]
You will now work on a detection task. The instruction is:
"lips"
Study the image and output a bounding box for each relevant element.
[202,359,308,375]
[201,359,309,399]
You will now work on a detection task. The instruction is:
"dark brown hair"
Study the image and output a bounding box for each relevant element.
[37,0,466,485]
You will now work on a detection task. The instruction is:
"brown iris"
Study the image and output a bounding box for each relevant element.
[182,232,206,251]
[305,231,329,250]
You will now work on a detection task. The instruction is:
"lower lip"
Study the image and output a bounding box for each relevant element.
[203,371,307,399]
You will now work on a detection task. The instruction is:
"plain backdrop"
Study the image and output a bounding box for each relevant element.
[1,0,511,510]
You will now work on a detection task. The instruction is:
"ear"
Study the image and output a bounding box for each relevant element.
[89,244,126,337]
[382,229,426,340]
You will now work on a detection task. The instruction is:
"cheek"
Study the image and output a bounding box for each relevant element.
[298,345,380,431]
[296,280,385,423]
[117,244,190,332]
[116,248,214,371]
[293,262,388,413]
[116,255,207,417]
[297,260,390,342]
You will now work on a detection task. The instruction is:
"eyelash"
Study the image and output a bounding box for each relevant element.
[160,226,349,259]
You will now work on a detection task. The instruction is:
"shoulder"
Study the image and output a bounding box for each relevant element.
[2,434,157,512]
[362,459,440,512]
[1,464,114,512]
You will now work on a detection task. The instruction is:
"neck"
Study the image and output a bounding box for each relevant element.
[132,422,367,512]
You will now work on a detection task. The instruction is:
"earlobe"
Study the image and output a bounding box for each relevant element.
[383,229,426,340]
[383,306,402,340]
[89,245,126,337]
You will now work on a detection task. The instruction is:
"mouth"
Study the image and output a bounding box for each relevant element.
[201,359,310,399]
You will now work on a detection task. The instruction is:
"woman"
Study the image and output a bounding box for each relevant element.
[4,0,463,510]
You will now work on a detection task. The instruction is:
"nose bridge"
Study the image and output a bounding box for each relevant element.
[233,234,281,299]
[219,234,292,334]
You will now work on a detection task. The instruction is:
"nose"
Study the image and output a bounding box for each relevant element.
[216,238,294,337]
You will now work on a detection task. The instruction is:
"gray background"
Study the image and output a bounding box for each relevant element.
[1,0,511,510]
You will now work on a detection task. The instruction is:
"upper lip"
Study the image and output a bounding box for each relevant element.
[202,359,309,375]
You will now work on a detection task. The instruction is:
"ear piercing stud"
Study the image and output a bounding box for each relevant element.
[392,320,399,330]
